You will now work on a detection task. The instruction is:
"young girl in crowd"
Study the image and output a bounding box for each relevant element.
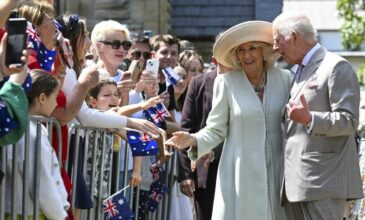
[178,50,204,87]
[6,70,69,220]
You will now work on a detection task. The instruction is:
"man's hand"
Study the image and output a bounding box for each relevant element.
[287,94,311,125]
[180,179,195,197]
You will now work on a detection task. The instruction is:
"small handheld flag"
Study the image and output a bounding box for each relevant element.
[143,103,170,129]
[126,130,158,156]
[162,66,180,87]
[103,186,134,220]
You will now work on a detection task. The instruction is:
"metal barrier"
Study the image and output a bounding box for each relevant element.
[0,116,62,220]
[1,117,180,220]
[66,123,179,220]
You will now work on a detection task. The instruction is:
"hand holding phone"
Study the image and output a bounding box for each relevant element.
[145,59,159,78]
[6,18,27,67]
[0,32,29,80]
[128,60,144,83]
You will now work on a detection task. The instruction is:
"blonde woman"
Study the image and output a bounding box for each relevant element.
[167,21,290,220]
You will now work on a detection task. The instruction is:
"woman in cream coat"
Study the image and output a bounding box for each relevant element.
[166,21,290,219]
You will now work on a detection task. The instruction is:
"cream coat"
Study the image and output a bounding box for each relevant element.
[191,67,290,220]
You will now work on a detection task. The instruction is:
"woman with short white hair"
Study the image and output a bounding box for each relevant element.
[91,20,135,106]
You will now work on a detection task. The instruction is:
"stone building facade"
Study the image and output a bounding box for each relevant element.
[60,0,171,35]
[55,0,283,62]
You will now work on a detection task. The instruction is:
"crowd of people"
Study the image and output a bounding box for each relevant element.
[1,0,365,219]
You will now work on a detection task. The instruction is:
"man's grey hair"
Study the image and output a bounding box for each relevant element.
[273,11,318,43]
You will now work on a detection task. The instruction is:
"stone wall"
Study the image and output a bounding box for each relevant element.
[64,0,171,35]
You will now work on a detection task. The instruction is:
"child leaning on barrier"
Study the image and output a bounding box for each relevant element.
[85,78,121,200]
[5,69,69,220]
[115,78,171,220]
[85,78,160,199]
[86,78,170,196]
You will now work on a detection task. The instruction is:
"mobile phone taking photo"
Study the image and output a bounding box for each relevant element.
[128,60,144,83]
[145,59,159,78]
[6,17,27,67]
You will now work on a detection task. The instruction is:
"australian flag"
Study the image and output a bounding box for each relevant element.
[26,22,40,50]
[26,22,57,72]
[0,98,18,137]
[143,103,170,130]
[126,130,158,157]
[36,43,57,72]
[162,66,180,87]
[147,166,168,212]
[103,190,134,220]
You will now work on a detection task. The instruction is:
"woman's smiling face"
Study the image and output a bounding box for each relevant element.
[98,30,128,69]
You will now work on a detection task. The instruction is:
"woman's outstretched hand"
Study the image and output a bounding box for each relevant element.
[165,131,197,149]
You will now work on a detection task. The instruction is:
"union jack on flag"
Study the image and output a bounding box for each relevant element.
[147,166,167,212]
[126,130,158,157]
[103,190,134,220]
[26,22,40,50]
[143,103,170,129]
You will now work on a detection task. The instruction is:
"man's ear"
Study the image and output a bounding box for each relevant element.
[292,32,299,44]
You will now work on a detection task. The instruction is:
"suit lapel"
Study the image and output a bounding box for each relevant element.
[286,47,326,135]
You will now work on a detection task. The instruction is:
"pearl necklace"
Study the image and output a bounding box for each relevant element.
[251,71,266,95]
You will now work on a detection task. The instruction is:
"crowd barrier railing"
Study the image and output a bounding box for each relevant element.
[0,116,62,220]
[66,123,179,220]
[1,118,179,220]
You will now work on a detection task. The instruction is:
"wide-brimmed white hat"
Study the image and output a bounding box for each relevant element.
[213,20,275,70]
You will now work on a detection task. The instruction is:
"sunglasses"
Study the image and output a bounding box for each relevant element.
[131,51,151,60]
[99,40,132,50]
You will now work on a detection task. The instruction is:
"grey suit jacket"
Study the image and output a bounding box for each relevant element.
[282,46,363,202]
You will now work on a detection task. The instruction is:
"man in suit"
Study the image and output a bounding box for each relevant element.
[177,68,223,220]
[272,11,363,219]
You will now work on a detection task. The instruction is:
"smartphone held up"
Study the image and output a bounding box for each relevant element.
[145,59,159,79]
[6,17,27,67]
[128,60,144,83]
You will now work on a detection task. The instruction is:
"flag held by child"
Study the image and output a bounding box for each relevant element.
[126,130,158,156]
[143,103,170,129]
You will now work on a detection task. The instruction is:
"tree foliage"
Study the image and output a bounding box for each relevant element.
[337,0,365,50]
